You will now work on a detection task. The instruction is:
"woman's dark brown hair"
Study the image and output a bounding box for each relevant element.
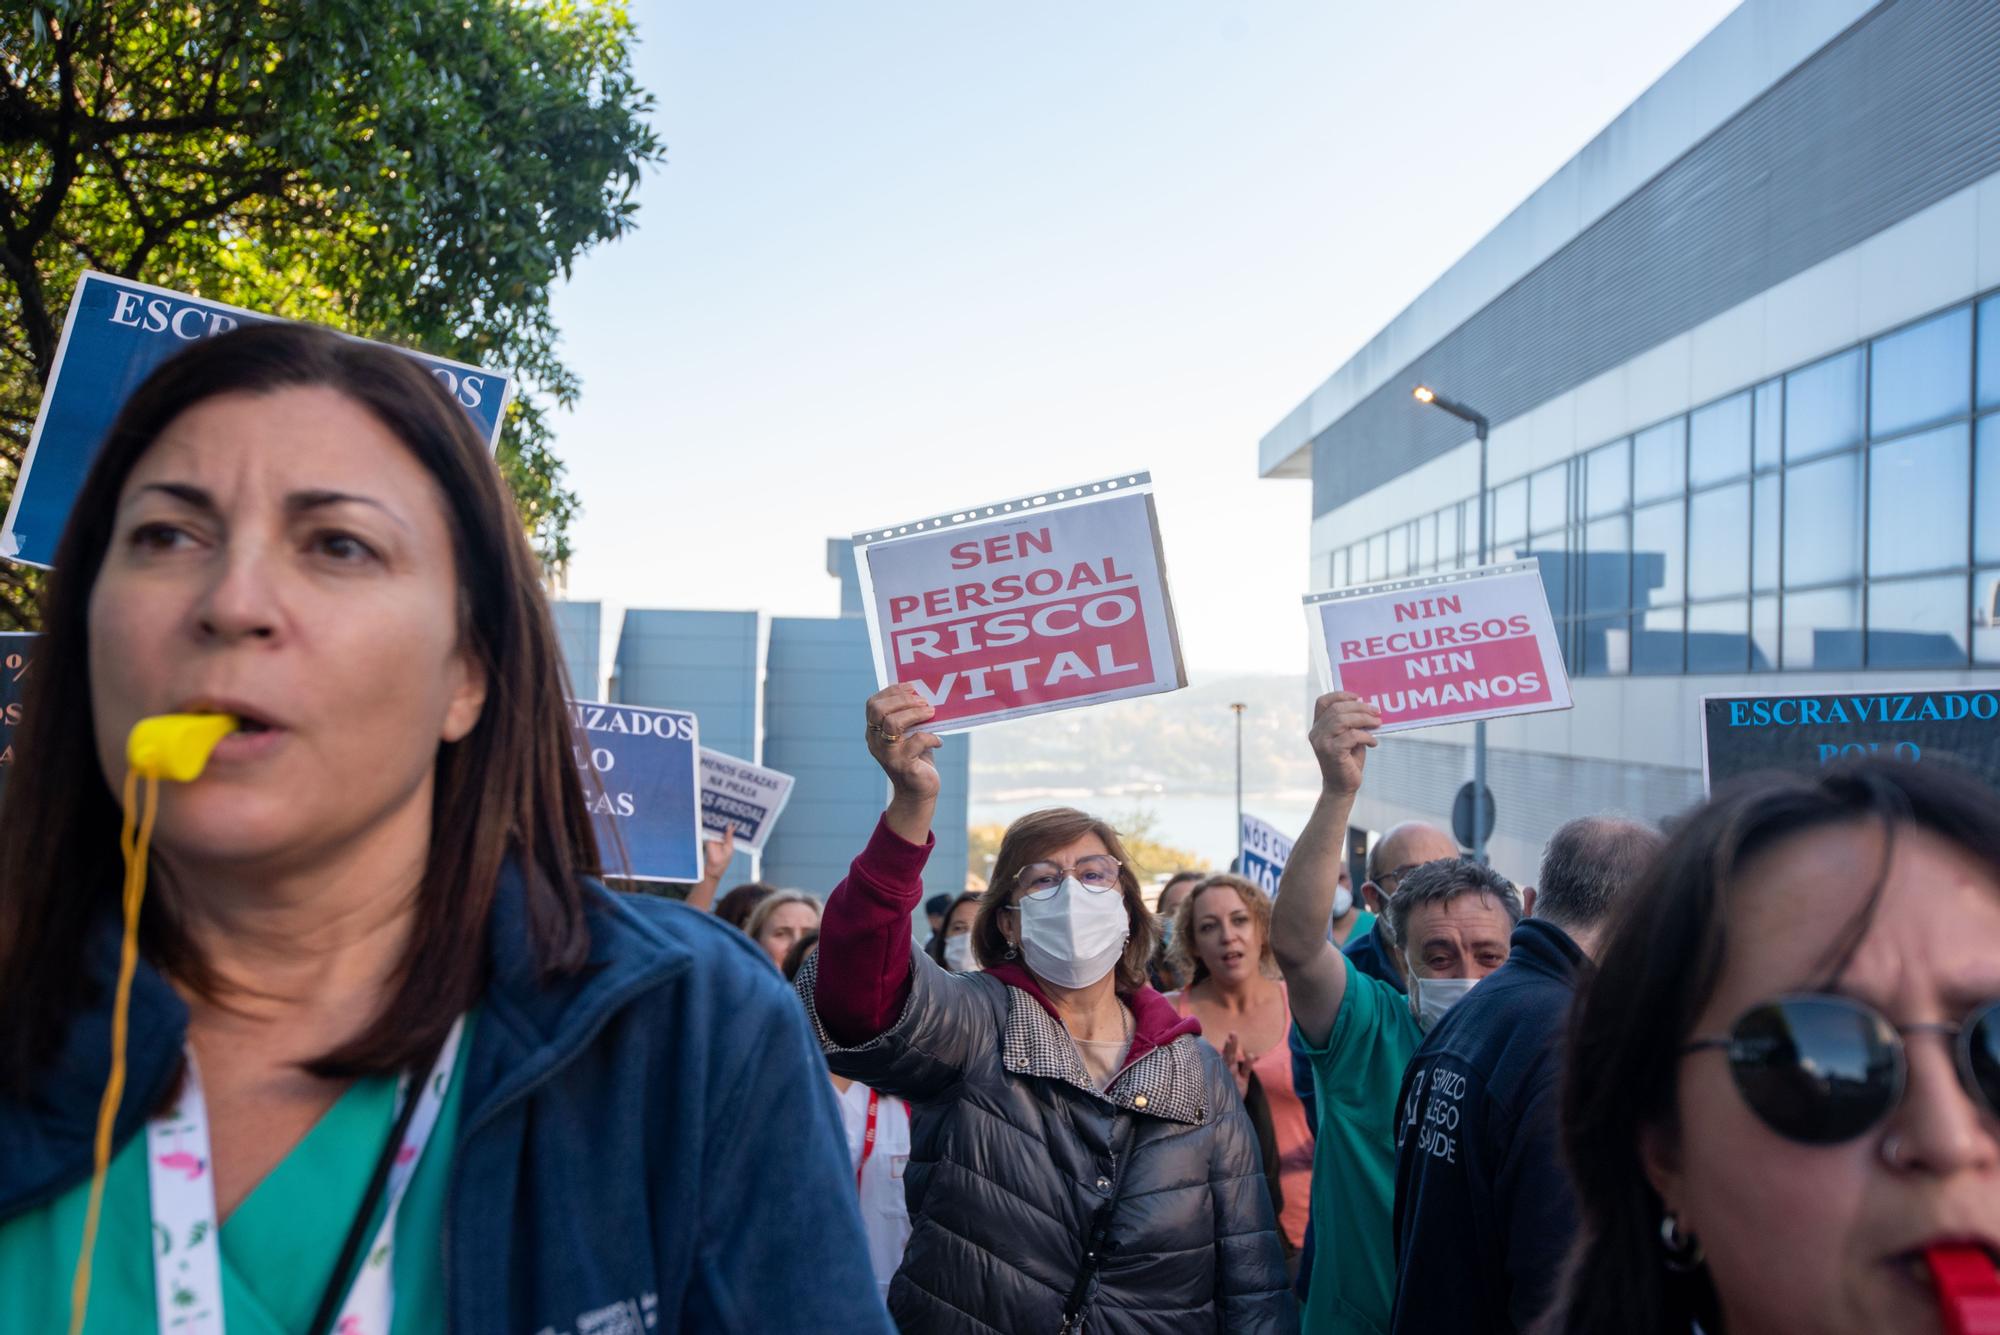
[1538,758,2000,1335]
[924,892,982,967]
[970,807,1160,990]
[715,882,777,931]
[0,322,599,1088]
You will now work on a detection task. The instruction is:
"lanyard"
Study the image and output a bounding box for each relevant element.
[855,1088,879,1192]
[146,1016,465,1335]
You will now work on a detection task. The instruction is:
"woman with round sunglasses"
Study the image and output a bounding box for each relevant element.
[1538,759,2000,1335]
[797,684,1295,1334]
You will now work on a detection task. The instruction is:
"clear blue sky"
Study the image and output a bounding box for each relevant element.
[550,0,1741,682]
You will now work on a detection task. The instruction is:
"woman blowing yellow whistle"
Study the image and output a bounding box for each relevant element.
[0,323,887,1335]
[67,714,238,1333]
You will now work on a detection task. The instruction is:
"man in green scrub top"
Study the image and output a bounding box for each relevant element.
[1271,693,1521,1335]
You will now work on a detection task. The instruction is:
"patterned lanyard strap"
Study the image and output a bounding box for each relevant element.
[146,1016,466,1335]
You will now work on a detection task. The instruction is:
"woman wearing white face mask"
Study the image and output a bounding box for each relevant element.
[799,685,1296,1335]
[923,893,982,973]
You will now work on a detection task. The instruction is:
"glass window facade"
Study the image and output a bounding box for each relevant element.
[1330,294,1997,676]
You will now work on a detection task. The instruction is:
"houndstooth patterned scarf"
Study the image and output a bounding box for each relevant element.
[1002,986,1209,1126]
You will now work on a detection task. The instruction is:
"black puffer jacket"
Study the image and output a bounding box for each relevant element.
[797,947,1296,1334]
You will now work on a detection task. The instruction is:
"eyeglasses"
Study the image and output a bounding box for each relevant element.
[1681,993,2000,1145]
[1374,862,1422,892]
[1014,855,1123,899]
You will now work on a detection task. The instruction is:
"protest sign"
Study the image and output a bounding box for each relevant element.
[0,633,32,804]
[854,473,1186,732]
[699,748,796,854]
[2,272,513,568]
[570,701,702,882]
[1239,813,1293,897]
[1305,560,1572,734]
[1701,687,2000,794]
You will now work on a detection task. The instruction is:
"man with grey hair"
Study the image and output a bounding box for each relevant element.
[1271,692,1524,1335]
[1388,815,1664,1334]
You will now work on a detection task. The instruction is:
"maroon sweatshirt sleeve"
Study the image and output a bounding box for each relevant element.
[813,816,935,1046]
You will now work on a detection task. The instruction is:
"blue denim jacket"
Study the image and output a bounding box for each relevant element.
[0,866,892,1334]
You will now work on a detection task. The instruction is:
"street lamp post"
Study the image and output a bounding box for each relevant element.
[1230,702,1247,863]
[1413,385,1492,864]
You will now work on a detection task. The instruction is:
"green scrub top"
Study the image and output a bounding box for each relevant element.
[0,1014,473,1335]
[1296,956,1420,1335]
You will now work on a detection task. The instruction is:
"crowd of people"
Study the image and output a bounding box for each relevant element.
[0,323,1992,1332]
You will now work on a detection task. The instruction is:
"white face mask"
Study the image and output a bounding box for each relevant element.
[1016,877,1130,990]
[942,934,977,973]
[1331,885,1354,919]
[1410,974,1480,1032]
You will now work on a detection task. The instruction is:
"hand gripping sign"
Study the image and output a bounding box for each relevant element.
[854,473,1187,732]
[698,748,796,854]
[570,701,703,882]
[1239,813,1293,897]
[2,272,513,568]
[1306,560,1573,733]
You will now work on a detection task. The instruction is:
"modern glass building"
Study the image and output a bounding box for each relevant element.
[1260,0,2000,876]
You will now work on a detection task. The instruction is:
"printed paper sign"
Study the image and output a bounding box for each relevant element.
[0,633,32,805]
[699,748,796,854]
[570,701,702,882]
[2,271,513,568]
[1305,560,1572,734]
[854,473,1186,732]
[1701,688,2000,794]
[1239,813,1293,897]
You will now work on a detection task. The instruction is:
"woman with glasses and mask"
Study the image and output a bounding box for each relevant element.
[798,684,1295,1335]
[1538,758,2000,1335]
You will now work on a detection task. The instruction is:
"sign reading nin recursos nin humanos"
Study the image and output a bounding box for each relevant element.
[854,473,1187,732]
[1701,688,2000,794]
[1305,560,1573,733]
[1239,814,1293,897]
[570,701,703,883]
[1,272,513,569]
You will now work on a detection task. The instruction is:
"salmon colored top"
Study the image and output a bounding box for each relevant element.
[1171,982,1314,1250]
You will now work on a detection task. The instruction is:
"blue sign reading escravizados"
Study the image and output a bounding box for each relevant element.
[1701,688,2000,793]
[1,272,512,568]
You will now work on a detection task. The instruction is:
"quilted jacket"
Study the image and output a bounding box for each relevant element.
[803,819,1297,1335]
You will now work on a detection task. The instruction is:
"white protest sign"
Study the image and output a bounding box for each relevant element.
[1239,813,1292,897]
[1305,560,1572,734]
[854,472,1186,732]
[698,748,796,854]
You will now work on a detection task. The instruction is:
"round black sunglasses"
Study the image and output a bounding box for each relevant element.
[1681,993,2000,1145]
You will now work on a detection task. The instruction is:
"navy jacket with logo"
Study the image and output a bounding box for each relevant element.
[1388,918,1586,1335]
[0,865,893,1334]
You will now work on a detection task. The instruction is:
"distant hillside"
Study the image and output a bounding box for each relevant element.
[968,673,1322,800]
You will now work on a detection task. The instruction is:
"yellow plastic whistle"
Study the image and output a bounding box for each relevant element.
[125,713,238,783]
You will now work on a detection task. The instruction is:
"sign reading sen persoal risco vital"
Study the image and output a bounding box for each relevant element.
[854,473,1186,732]
[2,272,513,568]
[1701,688,2000,794]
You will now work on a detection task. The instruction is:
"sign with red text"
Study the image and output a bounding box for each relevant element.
[854,473,1186,732]
[1305,560,1572,733]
